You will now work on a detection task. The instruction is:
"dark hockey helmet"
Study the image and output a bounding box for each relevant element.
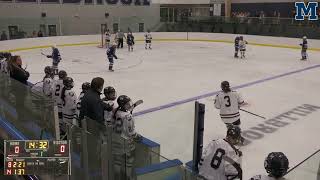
[44,66,53,75]
[0,52,11,59]
[227,125,241,140]
[58,70,67,79]
[239,36,244,40]
[264,152,289,178]
[82,82,90,92]
[104,86,117,101]
[221,81,231,93]
[117,95,132,111]
[63,77,74,89]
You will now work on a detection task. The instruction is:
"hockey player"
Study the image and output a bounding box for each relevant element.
[249,152,289,180]
[300,36,308,60]
[214,81,246,143]
[215,81,245,128]
[46,45,61,75]
[102,86,117,127]
[239,36,248,59]
[199,126,243,180]
[61,77,77,132]
[107,43,118,72]
[42,66,55,97]
[234,36,240,58]
[127,32,135,52]
[105,29,111,49]
[144,30,152,49]
[76,82,90,120]
[52,70,67,122]
[113,95,142,180]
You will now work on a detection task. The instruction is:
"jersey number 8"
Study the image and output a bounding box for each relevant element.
[210,148,225,169]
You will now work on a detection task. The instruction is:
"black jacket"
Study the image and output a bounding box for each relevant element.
[79,88,107,124]
[10,65,29,85]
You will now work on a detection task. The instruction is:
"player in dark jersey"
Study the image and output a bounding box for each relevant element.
[234,36,240,58]
[107,43,118,72]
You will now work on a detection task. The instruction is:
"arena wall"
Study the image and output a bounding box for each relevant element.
[0,3,160,35]
[1,32,320,52]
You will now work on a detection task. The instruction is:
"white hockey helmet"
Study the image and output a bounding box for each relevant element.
[303,36,307,40]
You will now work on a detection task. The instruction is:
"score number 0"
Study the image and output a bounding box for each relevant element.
[60,145,66,153]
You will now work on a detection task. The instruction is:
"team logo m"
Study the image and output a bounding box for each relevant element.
[295,2,318,20]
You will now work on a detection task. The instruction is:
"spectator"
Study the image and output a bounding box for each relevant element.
[8,55,29,85]
[0,31,8,41]
[38,30,43,37]
[79,77,107,124]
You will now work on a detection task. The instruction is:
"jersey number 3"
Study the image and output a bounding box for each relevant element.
[210,148,225,169]
[224,96,231,107]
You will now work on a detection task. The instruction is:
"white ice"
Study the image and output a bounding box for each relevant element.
[5,33,320,179]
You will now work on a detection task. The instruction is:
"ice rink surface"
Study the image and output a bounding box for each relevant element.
[9,34,320,179]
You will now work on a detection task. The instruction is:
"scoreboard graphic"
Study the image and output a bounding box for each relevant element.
[4,140,71,175]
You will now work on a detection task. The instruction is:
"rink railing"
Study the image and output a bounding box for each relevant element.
[162,16,320,39]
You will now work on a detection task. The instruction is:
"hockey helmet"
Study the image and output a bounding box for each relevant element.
[221,81,231,93]
[227,125,241,140]
[104,86,117,101]
[117,95,132,111]
[63,77,74,89]
[303,36,307,40]
[82,82,91,92]
[264,152,289,178]
[58,70,67,79]
[44,66,54,75]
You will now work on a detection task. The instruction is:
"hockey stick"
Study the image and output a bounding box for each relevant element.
[129,99,143,112]
[240,108,266,119]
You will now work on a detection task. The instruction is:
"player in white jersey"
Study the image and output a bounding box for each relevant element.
[76,82,90,122]
[113,95,142,180]
[249,152,289,180]
[42,66,54,97]
[105,29,111,49]
[102,86,117,127]
[61,77,77,131]
[239,36,248,59]
[144,30,152,50]
[52,70,67,122]
[215,81,245,127]
[199,126,243,180]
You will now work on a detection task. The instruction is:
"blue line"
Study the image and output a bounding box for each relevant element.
[133,64,320,117]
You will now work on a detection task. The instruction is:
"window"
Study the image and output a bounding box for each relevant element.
[41,0,59,3]
[16,0,36,2]
[84,0,93,4]
[113,23,119,33]
[8,26,19,39]
[63,0,80,3]
[48,25,57,36]
[160,8,168,22]
[139,23,144,32]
